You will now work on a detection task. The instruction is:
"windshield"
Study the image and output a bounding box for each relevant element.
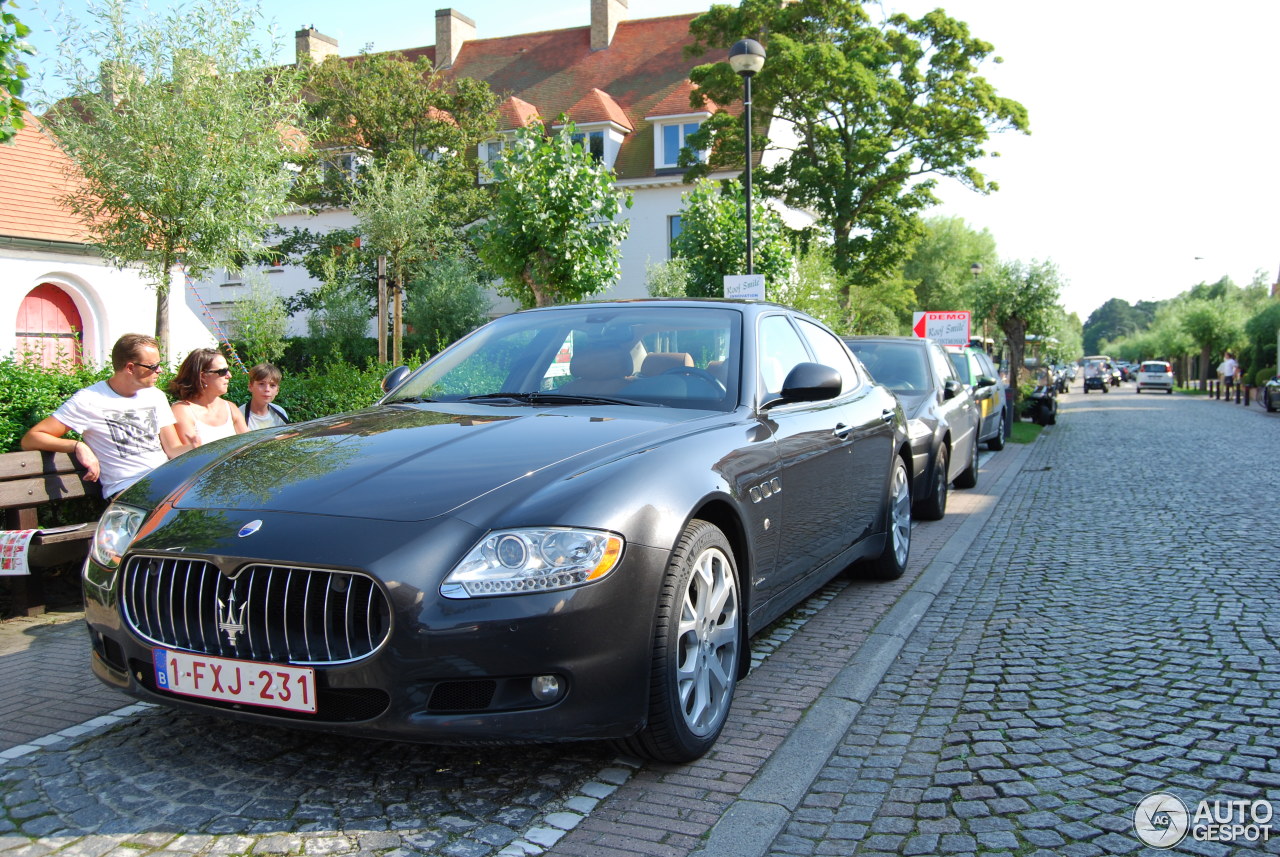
[846,340,930,392]
[384,305,741,412]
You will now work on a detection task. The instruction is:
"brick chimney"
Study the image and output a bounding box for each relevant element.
[435,9,476,69]
[295,27,339,65]
[591,0,628,51]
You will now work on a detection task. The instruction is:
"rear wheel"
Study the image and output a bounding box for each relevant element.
[954,437,979,488]
[861,457,911,580]
[987,411,1006,451]
[916,446,948,521]
[619,520,740,763]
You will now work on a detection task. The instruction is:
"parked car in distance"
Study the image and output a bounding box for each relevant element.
[945,344,1008,451]
[1136,360,1175,394]
[844,335,981,521]
[82,300,915,764]
[1263,375,1280,412]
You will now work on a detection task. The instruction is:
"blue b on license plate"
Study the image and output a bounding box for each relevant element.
[153,649,316,713]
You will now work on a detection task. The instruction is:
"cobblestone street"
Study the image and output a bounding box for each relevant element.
[762,390,1280,856]
[2,387,1277,857]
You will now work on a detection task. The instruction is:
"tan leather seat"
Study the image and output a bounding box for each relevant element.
[640,352,693,376]
[559,344,634,395]
[707,359,727,385]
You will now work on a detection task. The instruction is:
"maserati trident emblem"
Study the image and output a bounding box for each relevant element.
[217,589,248,647]
[237,520,263,538]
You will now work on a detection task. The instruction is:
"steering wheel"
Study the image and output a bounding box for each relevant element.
[661,366,727,395]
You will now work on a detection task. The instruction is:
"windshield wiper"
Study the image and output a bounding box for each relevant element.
[462,392,656,407]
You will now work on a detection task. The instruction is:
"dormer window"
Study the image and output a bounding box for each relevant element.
[478,138,506,183]
[660,121,703,168]
[571,130,605,162]
[325,150,368,182]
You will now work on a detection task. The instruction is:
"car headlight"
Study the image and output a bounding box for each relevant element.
[90,504,146,570]
[441,528,624,599]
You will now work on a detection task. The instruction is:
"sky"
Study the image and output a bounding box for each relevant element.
[18,0,1280,320]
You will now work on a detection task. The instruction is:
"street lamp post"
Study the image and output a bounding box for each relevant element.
[729,38,765,275]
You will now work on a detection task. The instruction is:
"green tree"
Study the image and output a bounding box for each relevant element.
[972,259,1064,396]
[1082,297,1143,355]
[901,216,997,314]
[1180,298,1244,386]
[769,243,848,332]
[1,0,33,143]
[645,258,691,298]
[42,0,312,354]
[670,178,791,298]
[300,50,496,213]
[686,0,1028,297]
[403,256,491,353]
[476,120,632,308]
[228,275,289,365]
[351,158,462,361]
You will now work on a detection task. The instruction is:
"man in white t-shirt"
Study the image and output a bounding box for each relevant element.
[22,334,189,498]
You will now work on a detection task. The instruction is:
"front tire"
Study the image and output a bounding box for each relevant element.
[861,457,911,580]
[916,445,948,521]
[620,520,740,763]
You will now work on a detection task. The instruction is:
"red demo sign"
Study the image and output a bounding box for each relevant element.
[912,311,971,346]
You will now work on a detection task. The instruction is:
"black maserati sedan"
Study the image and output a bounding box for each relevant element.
[843,335,981,521]
[83,300,911,763]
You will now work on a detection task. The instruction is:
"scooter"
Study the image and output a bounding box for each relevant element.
[1024,383,1058,425]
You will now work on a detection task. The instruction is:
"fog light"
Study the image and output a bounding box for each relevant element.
[531,674,562,703]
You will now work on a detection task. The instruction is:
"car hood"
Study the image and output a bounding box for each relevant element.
[893,391,932,421]
[170,405,702,522]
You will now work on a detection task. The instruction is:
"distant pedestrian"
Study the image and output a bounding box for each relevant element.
[20,333,188,499]
[1217,352,1239,399]
[170,348,249,446]
[241,363,289,430]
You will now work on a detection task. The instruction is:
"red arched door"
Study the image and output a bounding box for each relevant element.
[16,284,83,368]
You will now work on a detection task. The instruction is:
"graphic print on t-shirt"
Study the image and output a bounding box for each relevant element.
[104,406,163,458]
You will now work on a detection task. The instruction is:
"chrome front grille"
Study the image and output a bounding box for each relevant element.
[121,556,392,666]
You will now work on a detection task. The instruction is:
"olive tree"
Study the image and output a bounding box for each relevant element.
[41,0,312,353]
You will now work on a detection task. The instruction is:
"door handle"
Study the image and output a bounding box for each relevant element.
[880,409,894,423]
[834,423,852,438]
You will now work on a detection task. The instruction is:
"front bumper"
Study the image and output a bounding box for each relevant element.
[83,512,669,745]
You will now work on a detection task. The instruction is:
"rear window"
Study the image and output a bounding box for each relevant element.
[1140,362,1170,372]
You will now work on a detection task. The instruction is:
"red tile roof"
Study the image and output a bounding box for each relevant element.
[562,88,633,131]
[0,112,90,244]
[399,13,737,180]
[497,95,541,129]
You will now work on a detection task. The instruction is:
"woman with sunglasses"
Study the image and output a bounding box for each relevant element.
[169,348,249,447]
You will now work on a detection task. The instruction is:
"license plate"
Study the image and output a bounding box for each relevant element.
[153,649,316,713]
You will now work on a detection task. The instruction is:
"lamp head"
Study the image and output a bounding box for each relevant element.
[729,38,766,77]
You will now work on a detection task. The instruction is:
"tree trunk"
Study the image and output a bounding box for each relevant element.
[1004,318,1028,410]
[1199,344,1212,389]
[155,270,171,363]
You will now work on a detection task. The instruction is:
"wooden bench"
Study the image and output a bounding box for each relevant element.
[0,450,102,617]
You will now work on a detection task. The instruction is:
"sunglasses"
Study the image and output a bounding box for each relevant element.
[203,367,232,377]
[132,361,162,373]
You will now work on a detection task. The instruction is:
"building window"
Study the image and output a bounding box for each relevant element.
[668,215,682,256]
[478,139,505,183]
[659,121,702,168]
[325,151,366,183]
[571,130,605,162]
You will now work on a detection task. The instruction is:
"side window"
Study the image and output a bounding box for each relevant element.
[797,318,858,396]
[758,315,811,398]
[927,343,958,384]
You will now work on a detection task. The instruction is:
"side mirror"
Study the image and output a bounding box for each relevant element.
[976,375,997,389]
[768,362,842,407]
[943,378,963,400]
[382,365,412,394]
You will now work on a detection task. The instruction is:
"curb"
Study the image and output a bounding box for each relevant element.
[690,439,1036,857]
